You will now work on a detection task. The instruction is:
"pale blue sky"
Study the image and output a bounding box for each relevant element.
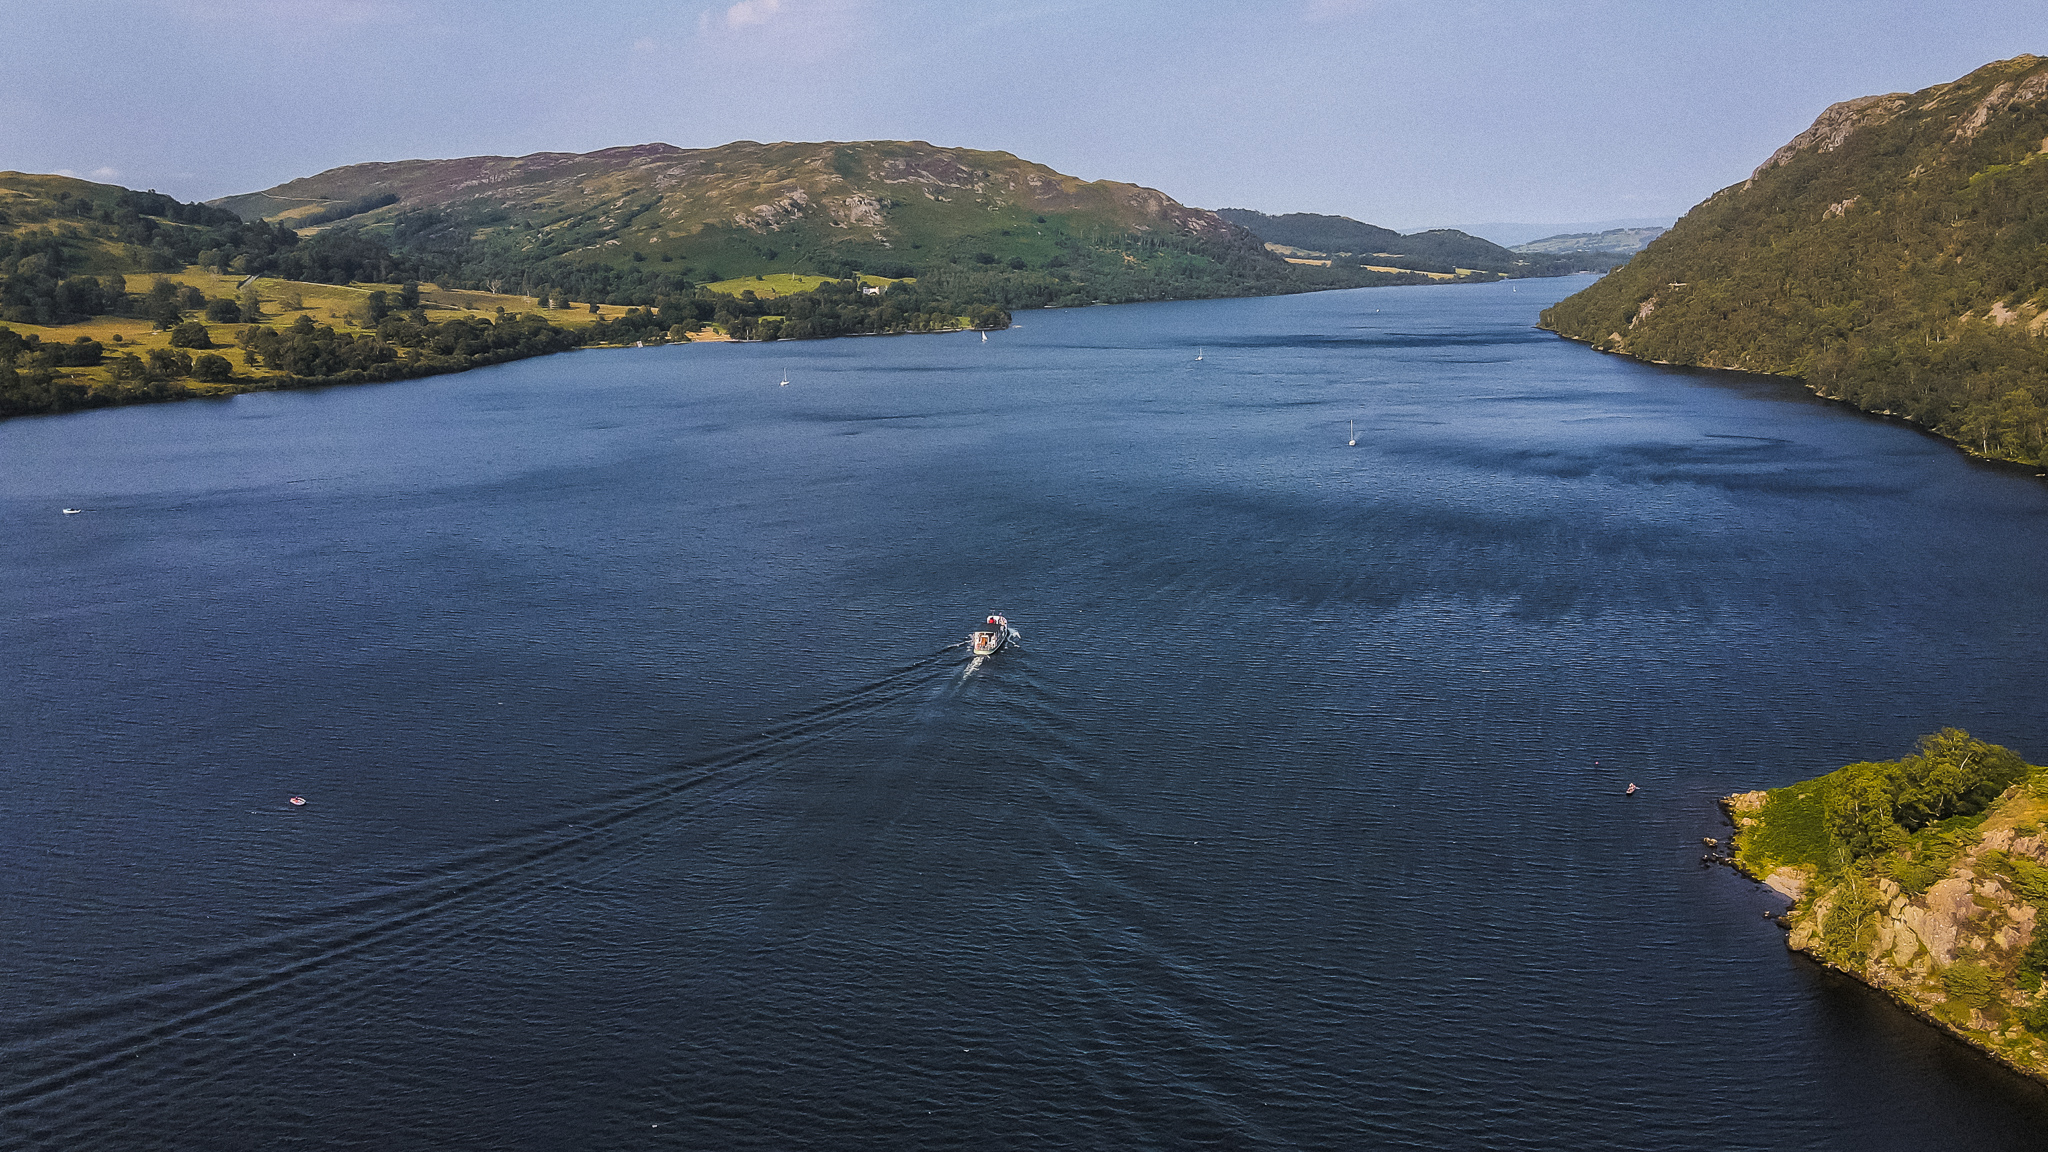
[5,1,2043,231]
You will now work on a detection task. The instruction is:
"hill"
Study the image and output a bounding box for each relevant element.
[1724,729,2048,1083]
[1510,226,1664,255]
[209,140,1365,310]
[1541,56,2048,468]
[1214,208,1630,277]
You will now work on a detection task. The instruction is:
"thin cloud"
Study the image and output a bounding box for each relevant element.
[689,0,872,66]
[718,0,783,29]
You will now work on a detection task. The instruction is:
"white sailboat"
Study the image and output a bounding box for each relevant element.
[1194,347,1204,361]
[779,367,789,386]
[1348,420,1356,447]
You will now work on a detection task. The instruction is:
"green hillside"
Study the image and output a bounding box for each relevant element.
[211,140,1368,309]
[1542,55,2048,467]
[0,171,301,323]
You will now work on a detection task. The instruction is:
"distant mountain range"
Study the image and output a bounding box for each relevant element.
[1542,54,2048,468]
[1212,209,1633,277]
[1459,218,1674,248]
[1509,227,1664,256]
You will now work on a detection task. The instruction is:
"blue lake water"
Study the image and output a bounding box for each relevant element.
[4,276,2048,1149]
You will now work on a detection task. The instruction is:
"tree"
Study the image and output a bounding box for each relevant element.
[1824,766,1904,862]
[145,278,182,329]
[191,353,232,382]
[145,348,193,377]
[239,286,262,321]
[167,321,213,349]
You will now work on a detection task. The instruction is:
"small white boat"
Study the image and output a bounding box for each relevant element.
[779,369,789,386]
[1195,348,1204,361]
[981,331,988,343]
[61,508,84,515]
[971,614,1011,657]
[1348,420,1356,447]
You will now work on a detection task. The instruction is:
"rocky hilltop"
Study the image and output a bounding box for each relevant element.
[1726,730,2048,1081]
[215,140,1242,251]
[1542,56,2048,469]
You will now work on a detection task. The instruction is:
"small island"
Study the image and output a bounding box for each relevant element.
[1726,729,2048,1081]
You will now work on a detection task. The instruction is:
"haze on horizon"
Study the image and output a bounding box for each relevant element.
[4,0,2044,235]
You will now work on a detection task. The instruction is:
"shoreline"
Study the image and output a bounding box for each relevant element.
[0,314,1010,423]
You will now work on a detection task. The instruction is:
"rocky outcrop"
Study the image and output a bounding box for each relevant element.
[1732,789,2048,1082]
[1745,92,1909,187]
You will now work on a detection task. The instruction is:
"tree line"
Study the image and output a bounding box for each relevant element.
[0,274,1013,419]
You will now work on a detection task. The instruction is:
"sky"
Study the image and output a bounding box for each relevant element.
[4,0,2045,234]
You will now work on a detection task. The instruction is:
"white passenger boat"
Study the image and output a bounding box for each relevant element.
[972,614,1011,657]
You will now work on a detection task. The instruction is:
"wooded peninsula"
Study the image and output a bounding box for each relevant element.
[1726,729,2048,1082]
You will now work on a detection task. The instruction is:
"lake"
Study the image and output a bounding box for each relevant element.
[5,277,2048,1150]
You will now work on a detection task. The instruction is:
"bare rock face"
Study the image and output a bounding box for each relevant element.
[1761,866,1810,901]
[1725,790,1767,820]
[1746,93,1910,186]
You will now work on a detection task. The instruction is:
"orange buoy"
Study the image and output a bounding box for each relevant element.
[289,796,306,806]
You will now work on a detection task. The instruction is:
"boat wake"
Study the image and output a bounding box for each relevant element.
[0,646,994,1133]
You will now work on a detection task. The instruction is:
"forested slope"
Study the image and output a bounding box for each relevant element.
[1542,56,2048,467]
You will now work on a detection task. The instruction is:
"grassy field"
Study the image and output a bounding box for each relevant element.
[7,269,649,395]
[696,272,903,297]
[1732,779,1833,878]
